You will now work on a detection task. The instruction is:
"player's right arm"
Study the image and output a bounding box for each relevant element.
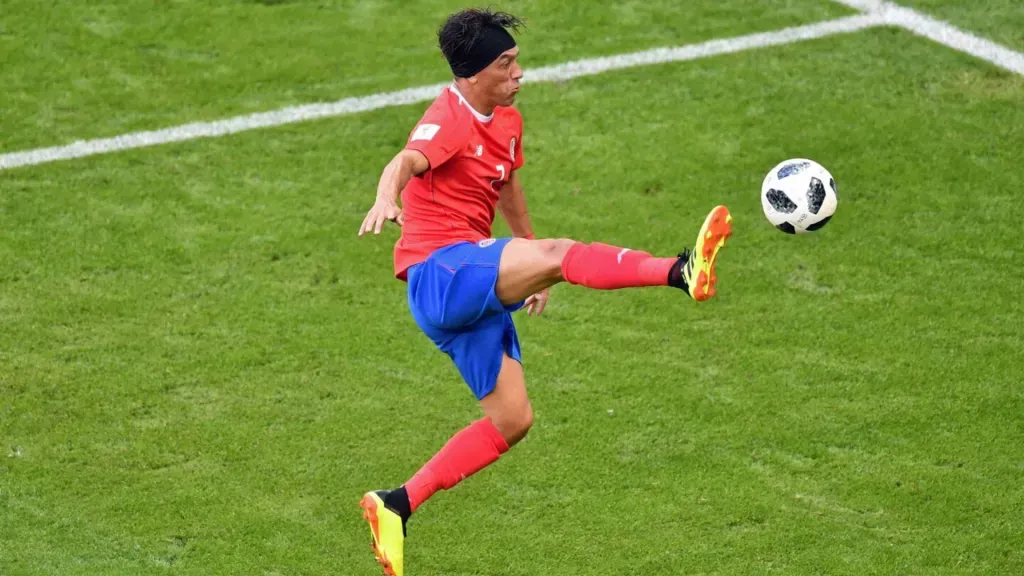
[358,149,429,236]
[359,102,470,236]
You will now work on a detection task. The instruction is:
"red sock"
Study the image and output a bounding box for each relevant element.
[404,417,510,513]
[560,242,675,290]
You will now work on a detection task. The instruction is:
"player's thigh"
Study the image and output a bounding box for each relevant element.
[479,354,533,446]
[495,238,575,305]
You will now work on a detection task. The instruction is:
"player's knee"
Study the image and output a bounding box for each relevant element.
[535,238,575,276]
[537,238,574,259]
[520,404,535,434]
[510,405,534,445]
[498,403,534,446]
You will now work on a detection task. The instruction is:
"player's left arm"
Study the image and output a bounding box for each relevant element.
[498,171,549,316]
[498,113,531,237]
[497,171,534,240]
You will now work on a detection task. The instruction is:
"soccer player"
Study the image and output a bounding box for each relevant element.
[357,9,731,576]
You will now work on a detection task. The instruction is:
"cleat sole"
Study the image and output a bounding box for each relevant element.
[690,206,732,302]
[361,494,396,576]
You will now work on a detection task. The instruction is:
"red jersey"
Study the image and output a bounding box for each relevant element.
[393,85,525,280]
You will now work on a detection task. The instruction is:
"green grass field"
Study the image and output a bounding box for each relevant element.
[2,1,1023,575]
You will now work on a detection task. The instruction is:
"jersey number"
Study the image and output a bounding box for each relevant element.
[490,164,507,191]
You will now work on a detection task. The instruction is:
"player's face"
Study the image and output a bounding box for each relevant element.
[480,47,522,107]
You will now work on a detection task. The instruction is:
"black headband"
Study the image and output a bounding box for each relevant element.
[447,24,517,78]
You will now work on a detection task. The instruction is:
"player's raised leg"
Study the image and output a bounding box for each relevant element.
[495,205,733,305]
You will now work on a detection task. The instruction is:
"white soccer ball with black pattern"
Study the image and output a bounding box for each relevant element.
[760,159,837,234]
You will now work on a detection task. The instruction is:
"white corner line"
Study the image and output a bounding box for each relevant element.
[0,14,881,172]
[832,0,1024,76]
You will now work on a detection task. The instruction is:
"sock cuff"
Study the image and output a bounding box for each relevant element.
[559,241,586,285]
[474,417,511,455]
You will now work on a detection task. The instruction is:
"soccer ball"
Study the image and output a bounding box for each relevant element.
[760,159,837,234]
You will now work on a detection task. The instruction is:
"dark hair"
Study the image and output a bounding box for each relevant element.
[438,8,524,63]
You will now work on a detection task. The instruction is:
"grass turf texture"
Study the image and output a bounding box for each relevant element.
[2,3,1023,576]
[0,0,851,151]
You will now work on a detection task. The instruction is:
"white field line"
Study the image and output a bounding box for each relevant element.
[2,2,1021,173]
[834,0,1024,75]
[0,14,882,172]
[883,5,1024,75]
[523,13,883,82]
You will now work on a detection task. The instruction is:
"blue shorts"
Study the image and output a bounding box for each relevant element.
[406,237,524,400]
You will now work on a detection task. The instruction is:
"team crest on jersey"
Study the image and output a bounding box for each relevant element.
[478,238,497,248]
[509,137,516,161]
[475,145,483,157]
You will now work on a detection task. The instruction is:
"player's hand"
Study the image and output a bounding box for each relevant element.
[358,198,404,236]
[524,288,550,316]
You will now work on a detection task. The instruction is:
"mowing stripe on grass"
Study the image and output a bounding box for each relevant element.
[0,14,883,172]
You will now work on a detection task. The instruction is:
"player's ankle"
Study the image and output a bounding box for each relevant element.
[384,486,412,525]
[667,254,689,291]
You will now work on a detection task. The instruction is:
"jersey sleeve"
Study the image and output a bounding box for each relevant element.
[404,108,472,170]
[512,113,525,171]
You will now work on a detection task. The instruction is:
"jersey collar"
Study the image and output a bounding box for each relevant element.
[449,84,494,123]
